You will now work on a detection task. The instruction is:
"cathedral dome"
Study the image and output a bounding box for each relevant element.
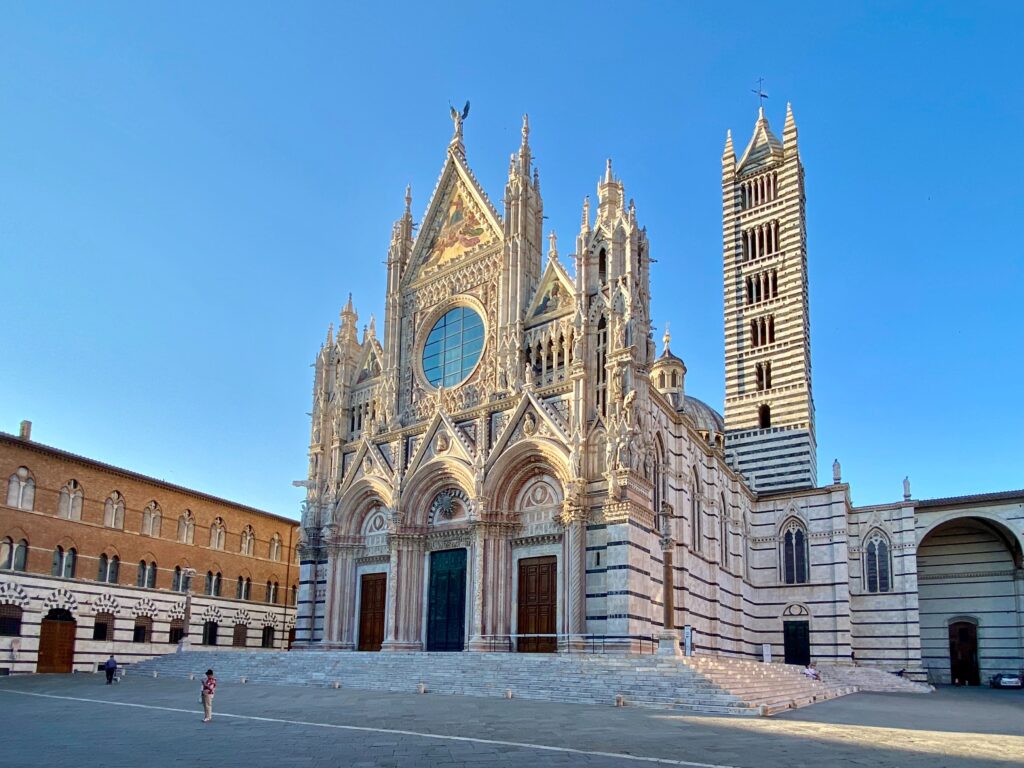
[679,395,725,436]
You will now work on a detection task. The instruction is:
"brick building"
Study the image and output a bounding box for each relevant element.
[0,423,299,674]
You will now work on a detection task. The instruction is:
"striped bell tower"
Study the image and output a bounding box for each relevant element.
[722,103,816,492]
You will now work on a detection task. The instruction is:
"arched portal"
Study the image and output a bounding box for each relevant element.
[38,608,76,673]
[917,516,1023,685]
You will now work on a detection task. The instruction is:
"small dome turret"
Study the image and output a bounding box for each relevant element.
[651,323,687,406]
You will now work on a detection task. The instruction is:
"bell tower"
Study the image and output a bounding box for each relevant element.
[722,104,816,491]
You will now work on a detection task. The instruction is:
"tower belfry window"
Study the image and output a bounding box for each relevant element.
[598,248,607,284]
[758,404,771,429]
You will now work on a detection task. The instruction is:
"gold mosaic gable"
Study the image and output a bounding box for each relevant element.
[407,163,502,284]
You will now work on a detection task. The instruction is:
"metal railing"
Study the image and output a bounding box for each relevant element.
[477,633,660,654]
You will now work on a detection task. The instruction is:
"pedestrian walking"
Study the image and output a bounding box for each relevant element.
[104,655,117,684]
[200,669,217,722]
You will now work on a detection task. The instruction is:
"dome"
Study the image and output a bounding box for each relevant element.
[679,395,725,435]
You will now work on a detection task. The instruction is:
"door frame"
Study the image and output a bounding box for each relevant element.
[782,619,811,666]
[354,562,389,650]
[947,617,980,686]
[516,555,558,652]
[511,545,561,639]
[37,608,77,673]
[422,547,469,651]
[357,572,387,651]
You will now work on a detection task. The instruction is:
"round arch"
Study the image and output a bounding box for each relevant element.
[336,477,393,537]
[401,457,475,527]
[484,438,570,513]
[916,511,1023,563]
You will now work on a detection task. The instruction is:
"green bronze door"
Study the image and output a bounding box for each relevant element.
[427,548,467,651]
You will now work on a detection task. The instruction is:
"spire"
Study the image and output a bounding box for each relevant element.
[722,129,735,159]
[367,314,376,339]
[404,185,412,217]
[518,113,532,175]
[662,322,671,354]
[580,196,590,232]
[342,292,355,318]
[326,322,334,347]
[604,158,613,184]
[783,101,798,149]
[547,230,558,261]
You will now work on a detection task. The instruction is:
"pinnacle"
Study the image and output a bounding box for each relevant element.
[404,185,412,214]
[723,129,735,157]
[604,158,613,184]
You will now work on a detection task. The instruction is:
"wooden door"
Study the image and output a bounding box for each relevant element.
[517,556,557,652]
[426,549,466,651]
[783,620,810,666]
[948,621,979,685]
[38,610,76,673]
[358,572,386,651]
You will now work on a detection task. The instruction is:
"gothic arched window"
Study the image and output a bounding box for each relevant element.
[177,511,195,544]
[691,468,702,552]
[209,517,226,550]
[142,502,161,537]
[104,492,126,529]
[52,546,76,578]
[865,531,892,593]
[782,520,808,584]
[58,480,84,520]
[269,533,282,561]
[720,493,729,566]
[240,525,255,556]
[1,537,28,572]
[6,467,35,511]
[596,316,608,418]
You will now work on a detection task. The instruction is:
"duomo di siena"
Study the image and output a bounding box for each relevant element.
[293,104,1024,685]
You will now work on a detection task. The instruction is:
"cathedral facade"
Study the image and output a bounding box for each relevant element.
[294,107,1023,685]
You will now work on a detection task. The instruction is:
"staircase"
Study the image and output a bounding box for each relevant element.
[816,663,933,693]
[128,651,856,716]
[681,656,861,712]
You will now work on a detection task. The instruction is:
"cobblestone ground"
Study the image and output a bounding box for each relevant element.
[1,674,1021,767]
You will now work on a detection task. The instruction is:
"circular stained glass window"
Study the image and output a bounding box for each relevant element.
[422,306,484,388]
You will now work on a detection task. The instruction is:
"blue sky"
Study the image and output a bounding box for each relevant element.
[2,2,1021,518]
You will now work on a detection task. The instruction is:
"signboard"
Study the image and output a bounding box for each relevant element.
[683,624,693,657]
[762,643,772,663]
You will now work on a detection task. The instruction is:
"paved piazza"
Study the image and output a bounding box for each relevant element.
[1,675,1021,767]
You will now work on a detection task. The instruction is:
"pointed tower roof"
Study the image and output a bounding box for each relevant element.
[737,106,784,173]
[723,129,735,160]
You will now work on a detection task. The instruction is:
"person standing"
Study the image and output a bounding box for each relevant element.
[200,668,217,722]
[104,655,117,684]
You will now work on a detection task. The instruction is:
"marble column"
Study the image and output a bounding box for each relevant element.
[560,510,587,649]
[381,534,425,651]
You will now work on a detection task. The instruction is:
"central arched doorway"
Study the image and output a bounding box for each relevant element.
[37,608,76,673]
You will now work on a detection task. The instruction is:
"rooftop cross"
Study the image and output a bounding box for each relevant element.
[751,77,769,108]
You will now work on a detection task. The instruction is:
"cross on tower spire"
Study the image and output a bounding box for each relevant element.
[751,77,769,109]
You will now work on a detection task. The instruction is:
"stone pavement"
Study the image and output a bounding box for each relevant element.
[0,674,1021,768]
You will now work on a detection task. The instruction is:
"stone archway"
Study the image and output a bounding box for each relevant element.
[917,516,1023,685]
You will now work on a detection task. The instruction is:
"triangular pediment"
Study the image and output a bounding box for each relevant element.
[404,151,503,286]
[405,410,476,477]
[340,437,392,493]
[352,339,384,386]
[487,392,570,472]
[526,257,576,326]
[737,110,784,174]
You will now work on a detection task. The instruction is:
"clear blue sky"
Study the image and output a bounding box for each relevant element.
[2,2,1021,518]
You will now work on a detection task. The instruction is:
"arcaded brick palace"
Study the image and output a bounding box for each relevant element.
[0,424,299,674]
[292,105,1023,685]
